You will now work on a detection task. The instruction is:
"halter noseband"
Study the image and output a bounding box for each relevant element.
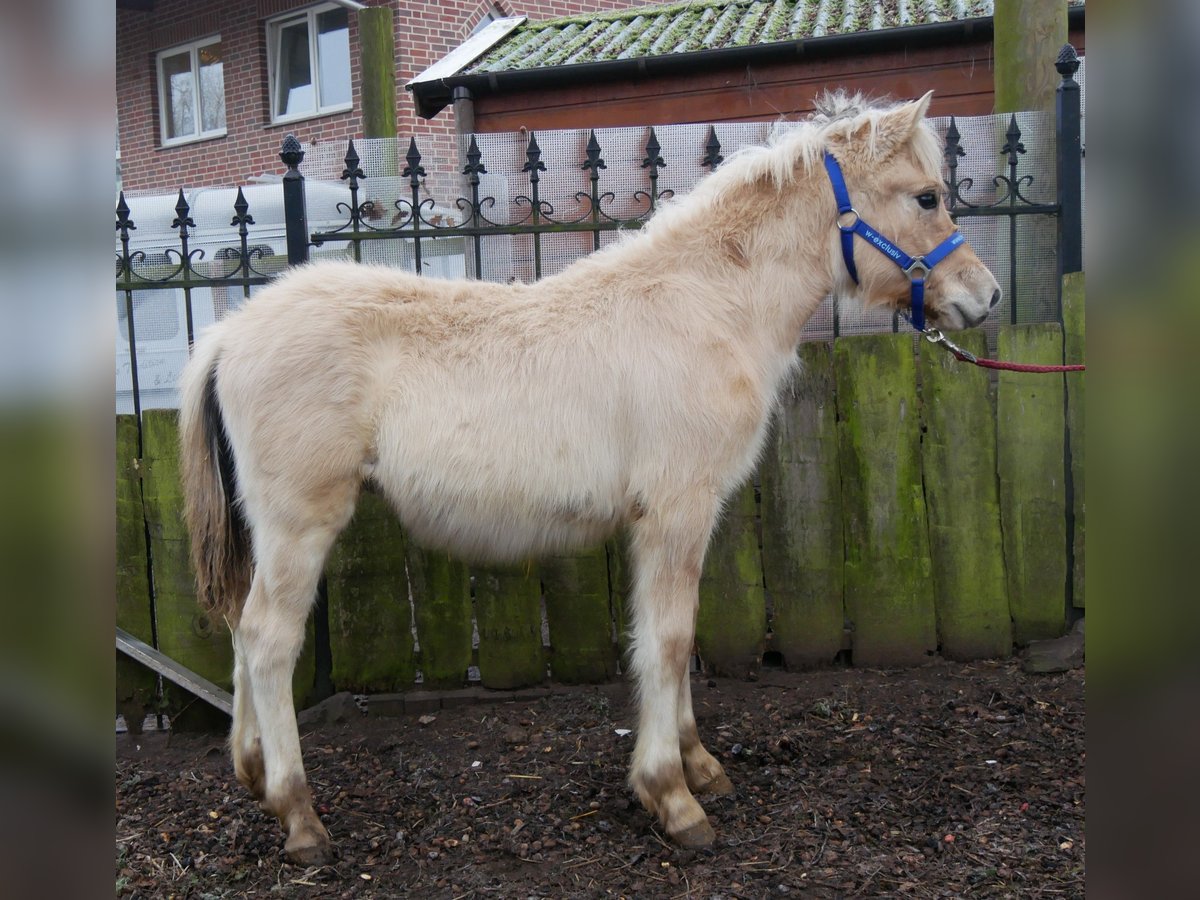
[823,151,965,332]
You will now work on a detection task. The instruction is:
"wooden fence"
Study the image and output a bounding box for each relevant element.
[116,275,1084,719]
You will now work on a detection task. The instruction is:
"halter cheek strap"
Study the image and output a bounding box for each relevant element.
[823,151,965,332]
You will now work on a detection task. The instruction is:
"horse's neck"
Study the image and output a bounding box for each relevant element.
[609,190,833,360]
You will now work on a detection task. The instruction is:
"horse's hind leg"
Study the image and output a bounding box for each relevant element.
[627,502,718,848]
[237,491,355,866]
[230,632,265,800]
[678,671,733,797]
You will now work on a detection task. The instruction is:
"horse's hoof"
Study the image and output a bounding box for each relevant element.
[696,773,734,797]
[284,831,335,867]
[670,817,716,849]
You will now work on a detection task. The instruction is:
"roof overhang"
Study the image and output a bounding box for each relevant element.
[408,5,1085,120]
[407,16,527,119]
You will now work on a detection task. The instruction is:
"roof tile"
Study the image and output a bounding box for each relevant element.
[463,0,1084,75]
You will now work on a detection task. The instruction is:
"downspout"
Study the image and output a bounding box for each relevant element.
[452,85,476,140]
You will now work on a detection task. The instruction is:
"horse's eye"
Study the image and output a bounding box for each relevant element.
[916,192,939,210]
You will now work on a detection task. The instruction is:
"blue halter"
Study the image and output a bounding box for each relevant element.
[823,151,965,332]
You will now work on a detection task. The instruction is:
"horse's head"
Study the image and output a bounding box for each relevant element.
[819,92,1001,331]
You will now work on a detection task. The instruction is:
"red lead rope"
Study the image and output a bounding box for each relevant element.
[950,352,1085,373]
[924,329,1086,373]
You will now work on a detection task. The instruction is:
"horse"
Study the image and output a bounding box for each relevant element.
[179,90,1001,866]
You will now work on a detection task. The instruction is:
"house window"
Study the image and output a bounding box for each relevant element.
[268,3,352,124]
[157,36,226,146]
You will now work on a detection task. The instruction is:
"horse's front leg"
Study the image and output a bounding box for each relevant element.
[627,505,718,848]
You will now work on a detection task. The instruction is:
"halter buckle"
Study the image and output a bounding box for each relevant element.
[904,258,931,280]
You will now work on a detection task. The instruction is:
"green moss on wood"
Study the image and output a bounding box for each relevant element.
[116,415,155,722]
[358,7,396,140]
[760,342,845,668]
[997,324,1067,642]
[606,535,632,663]
[473,562,544,689]
[140,410,233,694]
[833,334,937,666]
[408,545,473,688]
[543,545,616,683]
[698,482,767,677]
[919,329,1012,660]
[325,491,415,693]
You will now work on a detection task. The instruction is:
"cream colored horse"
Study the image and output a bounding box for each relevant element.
[180,92,1000,865]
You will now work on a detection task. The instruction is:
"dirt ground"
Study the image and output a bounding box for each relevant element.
[115,659,1084,898]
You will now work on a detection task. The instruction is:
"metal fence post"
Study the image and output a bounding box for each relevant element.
[280,132,332,700]
[1055,44,1083,277]
[281,134,309,266]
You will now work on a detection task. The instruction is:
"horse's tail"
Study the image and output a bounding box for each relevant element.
[179,329,252,622]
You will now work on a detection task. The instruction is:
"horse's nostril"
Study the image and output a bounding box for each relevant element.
[990,288,1002,309]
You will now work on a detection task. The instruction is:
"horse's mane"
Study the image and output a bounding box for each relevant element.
[641,91,943,242]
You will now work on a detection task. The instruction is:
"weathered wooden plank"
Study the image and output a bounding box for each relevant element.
[116,627,232,716]
[542,545,616,683]
[473,562,544,689]
[325,491,415,693]
[116,415,156,729]
[997,324,1068,642]
[357,7,397,141]
[760,342,844,669]
[833,334,937,666]
[606,536,632,665]
[919,329,1013,660]
[141,410,233,704]
[1062,274,1085,609]
[697,482,767,677]
[407,545,473,688]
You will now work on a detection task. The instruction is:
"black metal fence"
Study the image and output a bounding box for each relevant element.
[116,45,1083,422]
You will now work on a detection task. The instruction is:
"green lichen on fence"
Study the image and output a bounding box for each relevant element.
[325,491,415,693]
[834,334,937,666]
[697,482,766,677]
[407,545,473,688]
[760,342,844,668]
[997,324,1068,643]
[116,414,155,726]
[919,329,1012,660]
[473,562,545,689]
[543,545,617,683]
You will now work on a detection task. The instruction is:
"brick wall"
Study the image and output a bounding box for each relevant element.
[117,0,644,193]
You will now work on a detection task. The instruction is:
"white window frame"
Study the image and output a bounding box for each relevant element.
[156,35,226,148]
[267,2,354,126]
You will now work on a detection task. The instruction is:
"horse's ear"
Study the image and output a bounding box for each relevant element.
[912,90,934,121]
[869,91,935,158]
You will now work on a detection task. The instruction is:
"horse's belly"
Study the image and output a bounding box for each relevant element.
[372,401,628,561]
[385,480,622,562]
